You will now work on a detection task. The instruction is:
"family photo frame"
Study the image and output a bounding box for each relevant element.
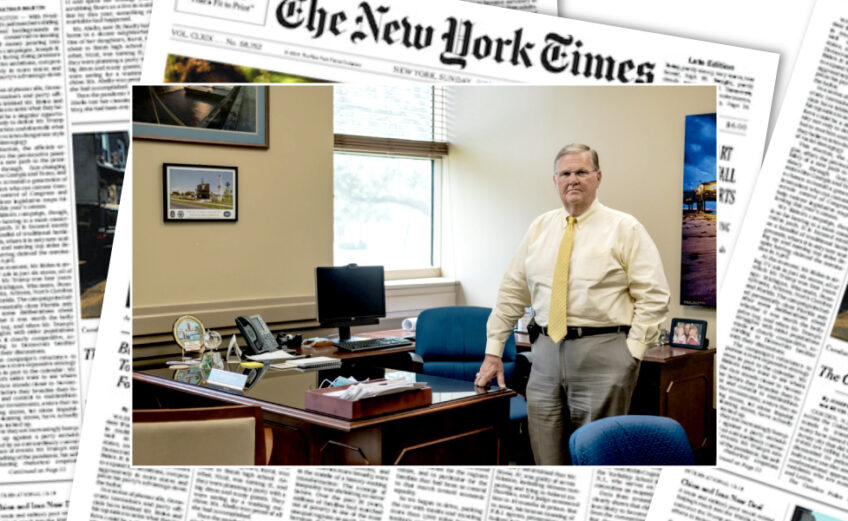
[669,318,709,349]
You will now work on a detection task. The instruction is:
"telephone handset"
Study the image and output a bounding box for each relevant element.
[235,315,278,356]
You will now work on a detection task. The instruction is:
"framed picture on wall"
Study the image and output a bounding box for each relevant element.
[669,318,708,349]
[133,86,269,148]
[163,163,238,222]
[680,113,717,307]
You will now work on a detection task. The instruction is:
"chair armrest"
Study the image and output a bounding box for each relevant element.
[512,351,532,397]
[407,352,424,373]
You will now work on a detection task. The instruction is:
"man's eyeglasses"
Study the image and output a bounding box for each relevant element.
[557,169,597,178]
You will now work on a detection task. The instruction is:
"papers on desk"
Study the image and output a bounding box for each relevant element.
[324,380,428,401]
[271,356,342,371]
[246,349,295,361]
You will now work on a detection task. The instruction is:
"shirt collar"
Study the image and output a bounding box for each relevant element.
[561,198,601,226]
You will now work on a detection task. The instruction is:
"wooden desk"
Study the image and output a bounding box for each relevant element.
[134,367,514,465]
[293,331,417,378]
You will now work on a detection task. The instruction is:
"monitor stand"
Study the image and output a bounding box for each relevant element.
[335,326,370,343]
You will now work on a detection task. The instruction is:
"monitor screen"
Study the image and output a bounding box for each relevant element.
[315,265,386,335]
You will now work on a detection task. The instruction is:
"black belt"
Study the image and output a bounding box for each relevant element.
[541,325,630,340]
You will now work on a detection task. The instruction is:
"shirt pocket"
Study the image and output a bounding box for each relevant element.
[571,247,626,289]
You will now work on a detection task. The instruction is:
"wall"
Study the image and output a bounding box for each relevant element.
[133,86,334,337]
[443,85,717,341]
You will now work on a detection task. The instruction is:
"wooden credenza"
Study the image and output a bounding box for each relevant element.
[628,345,716,463]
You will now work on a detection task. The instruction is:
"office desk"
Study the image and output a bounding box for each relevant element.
[134,367,514,465]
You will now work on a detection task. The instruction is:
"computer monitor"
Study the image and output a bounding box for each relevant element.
[315,265,386,341]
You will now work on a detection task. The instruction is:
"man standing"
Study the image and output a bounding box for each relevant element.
[475,143,670,465]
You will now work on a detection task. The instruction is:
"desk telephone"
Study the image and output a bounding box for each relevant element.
[235,315,278,356]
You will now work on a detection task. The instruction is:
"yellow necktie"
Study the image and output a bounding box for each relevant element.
[548,216,576,343]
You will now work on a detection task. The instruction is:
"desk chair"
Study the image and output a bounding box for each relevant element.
[411,306,531,463]
[133,405,269,465]
[568,415,695,465]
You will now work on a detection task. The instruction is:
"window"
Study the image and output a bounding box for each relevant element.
[333,86,446,276]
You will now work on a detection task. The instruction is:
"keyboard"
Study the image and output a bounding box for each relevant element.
[334,337,413,352]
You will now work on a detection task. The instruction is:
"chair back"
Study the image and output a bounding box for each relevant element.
[415,306,517,385]
[569,415,695,465]
[133,405,266,465]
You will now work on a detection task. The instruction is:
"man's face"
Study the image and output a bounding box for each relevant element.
[553,151,602,215]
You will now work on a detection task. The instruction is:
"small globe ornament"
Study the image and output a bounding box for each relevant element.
[204,329,222,350]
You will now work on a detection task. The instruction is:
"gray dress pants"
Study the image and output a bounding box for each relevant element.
[526,332,640,465]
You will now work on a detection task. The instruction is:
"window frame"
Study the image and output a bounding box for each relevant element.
[332,87,447,279]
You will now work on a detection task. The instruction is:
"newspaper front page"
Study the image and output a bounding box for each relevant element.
[645,0,848,518]
[70,1,779,520]
[138,0,777,285]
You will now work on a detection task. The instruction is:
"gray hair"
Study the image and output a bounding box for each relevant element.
[553,144,599,172]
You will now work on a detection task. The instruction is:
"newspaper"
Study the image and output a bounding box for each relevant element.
[0,0,151,517]
[138,0,778,285]
[647,468,848,521]
[560,0,815,140]
[645,0,848,517]
[66,0,151,393]
[72,1,778,520]
[0,0,80,510]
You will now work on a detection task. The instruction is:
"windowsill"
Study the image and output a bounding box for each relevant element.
[385,277,457,290]
[384,277,458,318]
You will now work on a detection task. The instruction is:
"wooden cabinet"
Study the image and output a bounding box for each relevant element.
[629,346,716,463]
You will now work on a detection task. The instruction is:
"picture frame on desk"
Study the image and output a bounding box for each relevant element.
[132,85,269,148]
[163,163,238,222]
[669,318,708,349]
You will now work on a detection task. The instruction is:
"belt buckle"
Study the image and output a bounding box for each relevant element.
[575,327,583,338]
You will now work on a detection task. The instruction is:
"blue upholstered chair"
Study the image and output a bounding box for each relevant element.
[411,306,529,426]
[568,415,695,465]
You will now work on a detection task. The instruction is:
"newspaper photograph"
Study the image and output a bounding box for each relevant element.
[646,0,848,518]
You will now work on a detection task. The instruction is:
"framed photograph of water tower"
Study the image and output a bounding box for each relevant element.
[163,163,238,222]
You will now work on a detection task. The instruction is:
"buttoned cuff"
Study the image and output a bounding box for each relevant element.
[626,337,650,360]
[485,339,505,358]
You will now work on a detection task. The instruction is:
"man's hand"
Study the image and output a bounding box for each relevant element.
[475,354,505,388]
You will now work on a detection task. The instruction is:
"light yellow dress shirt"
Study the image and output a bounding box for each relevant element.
[485,199,670,360]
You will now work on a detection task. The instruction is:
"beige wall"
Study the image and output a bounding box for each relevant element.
[133,86,334,336]
[444,85,717,342]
